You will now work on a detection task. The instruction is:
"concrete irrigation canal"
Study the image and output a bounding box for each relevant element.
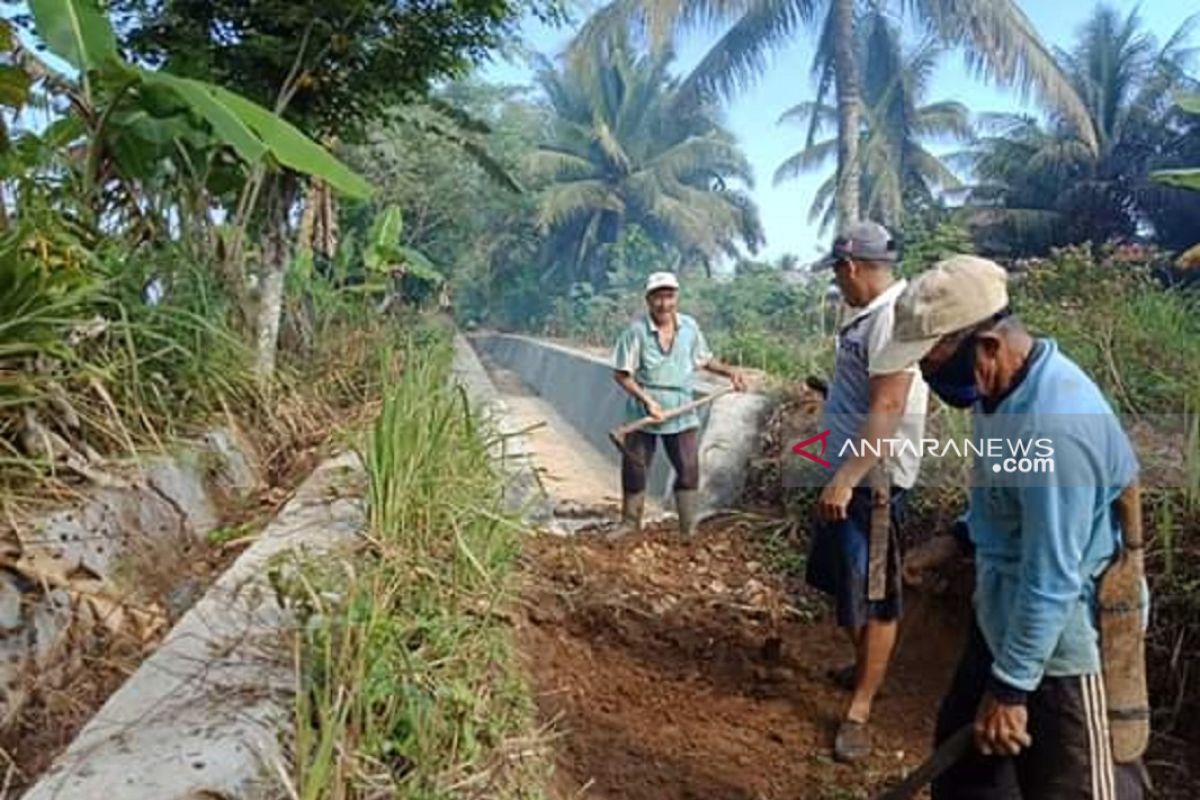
[10,334,984,798]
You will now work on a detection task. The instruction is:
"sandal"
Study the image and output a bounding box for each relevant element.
[834,718,872,763]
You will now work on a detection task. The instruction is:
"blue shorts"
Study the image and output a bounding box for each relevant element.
[805,486,908,629]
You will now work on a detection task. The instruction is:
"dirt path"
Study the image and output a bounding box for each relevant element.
[517,522,970,800]
[478,347,968,798]
[481,345,1197,799]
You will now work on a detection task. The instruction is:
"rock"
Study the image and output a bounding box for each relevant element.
[0,574,24,632]
[201,428,262,496]
[165,578,206,620]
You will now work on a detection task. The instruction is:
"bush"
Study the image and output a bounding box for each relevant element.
[1014,244,1200,414]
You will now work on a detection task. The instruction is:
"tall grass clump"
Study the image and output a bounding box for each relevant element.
[287,329,545,799]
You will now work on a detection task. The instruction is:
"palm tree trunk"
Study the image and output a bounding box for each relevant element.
[832,0,861,228]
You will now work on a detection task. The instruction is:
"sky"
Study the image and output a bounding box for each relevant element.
[479,1,1197,266]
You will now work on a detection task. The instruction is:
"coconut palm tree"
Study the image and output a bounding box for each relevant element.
[529,32,764,287]
[571,0,1094,230]
[774,10,971,233]
[962,6,1199,256]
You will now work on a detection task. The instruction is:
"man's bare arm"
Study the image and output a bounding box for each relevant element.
[831,371,912,487]
[614,370,663,417]
[699,358,747,390]
[817,371,912,521]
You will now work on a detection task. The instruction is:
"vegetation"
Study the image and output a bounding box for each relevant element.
[0,0,553,492]
[774,9,971,233]
[1151,92,1200,195]
[962,7,1200,257]
[0,0,368,498]
[571,0,1094,228]
[530,30,764,287]
[286,329,545,798]
[3,0,1200,793]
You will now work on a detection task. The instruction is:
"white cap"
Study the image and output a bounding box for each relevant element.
[645,271,680,295]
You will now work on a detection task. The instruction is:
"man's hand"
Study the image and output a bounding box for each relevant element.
[729,371,747,392]
[644,398,665,421]
[818,483,854,522]
[902,535,963,587]
[974,693,1032,756]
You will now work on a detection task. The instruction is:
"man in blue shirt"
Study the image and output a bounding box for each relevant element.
[612,271,745,537]
[873,255,1147,799]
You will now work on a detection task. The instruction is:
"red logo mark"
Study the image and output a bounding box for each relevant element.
[792,430,833,468]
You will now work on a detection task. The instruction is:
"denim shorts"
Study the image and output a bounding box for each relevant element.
[805,486,907,628]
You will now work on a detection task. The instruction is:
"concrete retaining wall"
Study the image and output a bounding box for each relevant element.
[450,335,554,525]
[24,452,366,800]
[24,338,553,800]
[0,426,263,729]
[469,333,769,516]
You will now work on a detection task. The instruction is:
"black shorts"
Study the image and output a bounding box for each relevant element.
[933,621,1149,800]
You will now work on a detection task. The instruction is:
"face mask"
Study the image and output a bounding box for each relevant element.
[924,335,979,408]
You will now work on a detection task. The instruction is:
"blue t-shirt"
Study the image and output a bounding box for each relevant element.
[612,313,713,434]
[964,339,1141,691]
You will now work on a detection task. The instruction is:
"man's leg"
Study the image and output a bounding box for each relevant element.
[931,622,1020,799]
[846,617,898,724]
[1017,673,1143,800]
[662,428,700,536]
[845,488,909,704]
[618,431,656,534]
[833,489,902,760]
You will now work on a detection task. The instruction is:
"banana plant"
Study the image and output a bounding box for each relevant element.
[363,205,445,287]
[26,0,372,200]
[355,205,445,313]
[1151,93,1200,192]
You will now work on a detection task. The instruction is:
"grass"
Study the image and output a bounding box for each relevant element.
[285,328,547,799]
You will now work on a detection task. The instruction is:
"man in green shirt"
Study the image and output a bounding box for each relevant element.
[612,271,746,536]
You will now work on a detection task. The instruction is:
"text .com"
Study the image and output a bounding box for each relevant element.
[991,456,1056,474]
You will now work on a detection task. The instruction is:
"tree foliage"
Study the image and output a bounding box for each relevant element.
[963,6,1200,257]
[1150,93,1200,196]
[571,0,1093,226]
[775,9,971,232]
[108,0,566,142]
[532,29,764,288]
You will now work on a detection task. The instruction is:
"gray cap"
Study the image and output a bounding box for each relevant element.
[816,221,898,270]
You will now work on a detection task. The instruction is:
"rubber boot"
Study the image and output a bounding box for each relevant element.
[675,489,700,537]
[615,492,644,536]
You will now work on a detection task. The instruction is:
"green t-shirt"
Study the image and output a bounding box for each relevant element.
[612,313,713,434]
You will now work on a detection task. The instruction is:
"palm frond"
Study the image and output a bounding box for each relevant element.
[536,180,625,231]
[908,0,1099,153]
[908,146,963,190]
[525,149,601,182]
[773,138,838,185]
[808,174,837,226]
[648,134,755,187]
[592,117,634,176]
[675,0,820,108]
[915,100,974,141]
[777,101,837,130]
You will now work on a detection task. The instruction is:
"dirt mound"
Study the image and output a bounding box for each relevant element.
[518,522,969,800]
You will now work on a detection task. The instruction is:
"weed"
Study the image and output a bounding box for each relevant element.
[286,328,548,798]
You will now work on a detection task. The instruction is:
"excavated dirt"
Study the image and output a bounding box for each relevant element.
[493,344,1198,798]
[518,520,972,800]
